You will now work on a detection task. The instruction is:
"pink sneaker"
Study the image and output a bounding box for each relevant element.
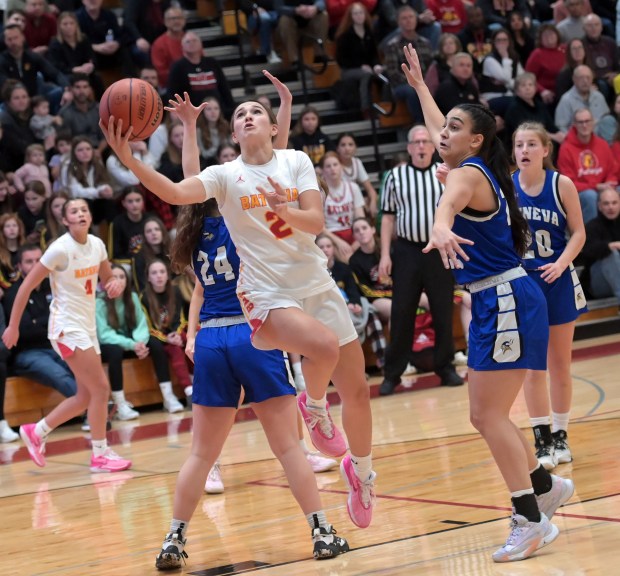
[90,448,132,473]
[297,392,346,457]
[19,423,46,467]
[340,455,376,528]
[306,451,338,473]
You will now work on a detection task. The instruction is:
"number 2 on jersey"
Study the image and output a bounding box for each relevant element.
[265,211,293,239]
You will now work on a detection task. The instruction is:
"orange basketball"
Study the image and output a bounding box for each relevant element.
[99,78,163,141]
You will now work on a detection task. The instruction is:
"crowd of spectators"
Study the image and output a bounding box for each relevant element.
[1,0,620,435]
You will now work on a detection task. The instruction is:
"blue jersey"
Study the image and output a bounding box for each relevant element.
[451,157,522,284]
[191,216,243,321]
[513,169,567,271]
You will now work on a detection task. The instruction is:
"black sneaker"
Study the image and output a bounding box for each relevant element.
[155,529,188,570]
[379,379,399,396]
[312,526,349,559]
[552,430,572,463]
[437,368,464,387]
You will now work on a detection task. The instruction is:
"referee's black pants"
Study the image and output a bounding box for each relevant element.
[384,237,455,382]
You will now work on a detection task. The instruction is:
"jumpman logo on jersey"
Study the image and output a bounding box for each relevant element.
[500,339,514,354]
[236,174,245,184]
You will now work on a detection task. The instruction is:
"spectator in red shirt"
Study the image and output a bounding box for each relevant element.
[557,108,618,223]
[24,0,57,55]
[151,6,186,90]
[525,23,566,107]
[426,0,467,35]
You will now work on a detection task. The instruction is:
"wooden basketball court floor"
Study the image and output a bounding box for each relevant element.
[2,333,619,576]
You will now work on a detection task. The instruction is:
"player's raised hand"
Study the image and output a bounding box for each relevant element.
[165,92,207,125]
[263,70,292,105]
[402,43,426,91]
[99,116,133,166]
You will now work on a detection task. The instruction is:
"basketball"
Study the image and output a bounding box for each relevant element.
[99,78,163,141]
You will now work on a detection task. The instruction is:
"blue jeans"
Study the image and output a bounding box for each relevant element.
[13,348,77,397]
[578,189,599,224]
[590,250,620,300]
[248,10,279,56]
[393,83,423,122]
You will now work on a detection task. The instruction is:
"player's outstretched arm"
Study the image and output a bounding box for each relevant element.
[166,92,205,177]
[263,70,292,150]
[99,117,205,205]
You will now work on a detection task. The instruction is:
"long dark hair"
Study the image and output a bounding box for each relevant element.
[104,264,137,332]
[142,258,176,331]
[170,199,220,273]
[456,103,530,256]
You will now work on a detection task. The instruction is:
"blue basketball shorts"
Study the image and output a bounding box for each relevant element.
[468,275,549,371]
[526,264,588,325]
[192,322,295,408]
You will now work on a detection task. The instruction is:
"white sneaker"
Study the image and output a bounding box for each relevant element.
[535,440,558,471]
[0,419,19,443]
[267,51,282,64]
[403,363,417,376]
[163,396,184,414]
[492,513,559,562]
[205,461,224,494]
[306,451,338,473]
[536,475,574,520]
[453,351,468,366]
[115,401,139,421]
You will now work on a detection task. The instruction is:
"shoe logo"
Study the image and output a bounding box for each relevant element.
[500,339,514,354]
[236,174,245,183]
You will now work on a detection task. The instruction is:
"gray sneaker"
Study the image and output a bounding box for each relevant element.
[537,475,574,520]
[312,525,349,559]
[492,513,559,563]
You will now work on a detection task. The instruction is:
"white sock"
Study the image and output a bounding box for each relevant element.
[111,390,126,405]
[299,438,310,453]
[34,418,52,439]
[350,453,373,481]
[91,438,108,457]
[292,361,303,377]
[530,416,551,427]
[305,393,327,411]
[306,510,329,531]
[170,519,188,538]
[552,412,570,433]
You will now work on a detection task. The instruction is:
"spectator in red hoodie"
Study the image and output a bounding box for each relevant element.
[426,0,467,35]
[557,108,618,223]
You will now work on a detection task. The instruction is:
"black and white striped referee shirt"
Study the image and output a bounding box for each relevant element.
[380,162,444,244]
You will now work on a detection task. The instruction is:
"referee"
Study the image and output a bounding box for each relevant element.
[378,125,463,394]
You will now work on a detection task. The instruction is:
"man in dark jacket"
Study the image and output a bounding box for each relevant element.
[3,245,77,398]
[582,187,620,301]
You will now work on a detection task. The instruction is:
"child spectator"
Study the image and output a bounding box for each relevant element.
[18,181,47,244]
[289,105,335,166]
[316,233,386,369]
[48,131,72,186]
[40,190,68,251]
[320,151,365,262]
[197,96,232,164]
[131,215,172,293]
[0,213,26,292]
[139,259,189,413]
[106,140,156,194]
[349,216,392,325]
[336,133,378,217]
[13,143,52,197]
[28,95,62,147]
[107,186,148,264]
[0,173,16,216]
[216,141,239,164]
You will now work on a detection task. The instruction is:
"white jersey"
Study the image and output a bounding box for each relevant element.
[195,149,334,298]
[324,180,365,233]
[40,233,108,338]
[341,156,369,186]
